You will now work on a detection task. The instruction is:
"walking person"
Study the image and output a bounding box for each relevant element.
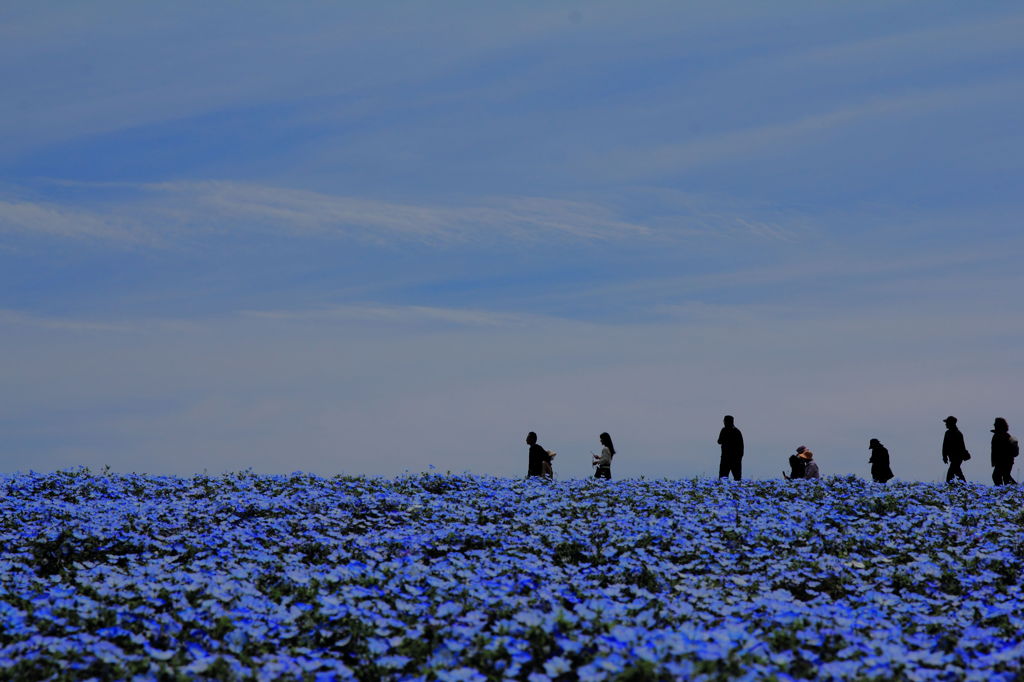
[942,416,970,483]
[868,438,894,483]
[526,432,552,479]
[991,418,1019,486]
[802,449,820,479]
[717,415,744,481]
[592,432,615,480]
[784,446,808,480]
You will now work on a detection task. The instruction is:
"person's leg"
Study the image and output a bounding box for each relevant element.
[732,458,742,481]
[949,461,965,482]
[719,457,730,479]
[993,467,1003,485]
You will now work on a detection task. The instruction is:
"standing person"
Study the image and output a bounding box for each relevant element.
[717,415,744,481]
[592,432,615,480]
[785,446,808,480]
[525,432,551,479]
[802,450,820,479]
[991,418,1019,486]
[869,438,894,483]
[942,416,969,483]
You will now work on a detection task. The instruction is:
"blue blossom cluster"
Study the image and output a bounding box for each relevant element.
[2,470,1023,680]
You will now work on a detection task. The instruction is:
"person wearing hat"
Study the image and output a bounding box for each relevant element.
[990,418,1019,486]
[942,416,969,483]
[785,446,808,480]
[801,449,820,479]
[868,438,894,483]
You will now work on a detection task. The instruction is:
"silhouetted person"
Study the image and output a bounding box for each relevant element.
[592,432,615,480]
[543,450,557,478]
[785,446,808,480]
[868,438,894,483]
[526,432,551,479]
[991,417,1019,486]
[942,416,969,483]
[717,415,744,481]
[802,449,820,479]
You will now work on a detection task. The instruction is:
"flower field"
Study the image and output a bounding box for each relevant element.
[2,470,1024,680]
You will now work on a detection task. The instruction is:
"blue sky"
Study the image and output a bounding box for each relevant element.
[2,2,1023,480]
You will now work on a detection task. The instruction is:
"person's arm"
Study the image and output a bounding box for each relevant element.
[738,430,744,458]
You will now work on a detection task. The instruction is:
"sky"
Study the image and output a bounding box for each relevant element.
[2,1,1023,481]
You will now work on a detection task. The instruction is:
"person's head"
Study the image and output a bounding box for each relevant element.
[943,416,958,429]
[869,438,882,449]
[800,450,814,460]
[795,445,807,455]
[993,417,1009,433]
[526,432,537,445]
[599,432,615,455]
[723,415,734,427]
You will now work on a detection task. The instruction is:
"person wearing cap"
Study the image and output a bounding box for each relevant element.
[990,418,1019,486]
[801,449,820,479]
[785,446,808,480]
[717,415,744,481]
[942,416,970,483]
[869,438,894,483]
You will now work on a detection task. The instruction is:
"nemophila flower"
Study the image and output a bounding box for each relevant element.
[4,472,1024,678]
[142,643,176,661]
[435,666,487,682]
[543,655,572,677]
[575,661,609,682]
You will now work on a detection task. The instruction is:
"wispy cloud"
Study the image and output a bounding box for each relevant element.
[2,180,803,248]
[765,8,1024,75]
[600,78,1021,179]
[145,181,654,244]
[240,303,539,328]
[0,199,148,243]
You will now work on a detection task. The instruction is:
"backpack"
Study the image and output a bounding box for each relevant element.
[1011,437,1020,458]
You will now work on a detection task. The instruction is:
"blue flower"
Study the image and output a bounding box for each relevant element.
[544,656,572,676]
